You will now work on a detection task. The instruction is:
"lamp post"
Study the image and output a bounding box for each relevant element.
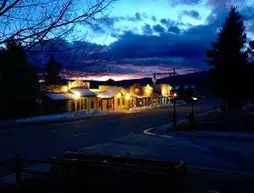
[188,96,198,129]
[192,97,198,115]
[173,92,177,129]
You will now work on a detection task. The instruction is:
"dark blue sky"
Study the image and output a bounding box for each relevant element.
[37,0,254,80]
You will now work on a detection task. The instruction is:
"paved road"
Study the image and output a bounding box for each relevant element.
[0,100,217,161]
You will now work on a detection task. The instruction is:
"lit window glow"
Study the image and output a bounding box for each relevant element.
[125,93,131,100]
[73,91,81,100]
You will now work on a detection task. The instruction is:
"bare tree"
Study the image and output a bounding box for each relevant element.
[0,0,115,47]
[28,36,113,79]
[247,41,254,57]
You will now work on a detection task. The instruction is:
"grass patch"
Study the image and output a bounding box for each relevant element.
[175,111,254,132]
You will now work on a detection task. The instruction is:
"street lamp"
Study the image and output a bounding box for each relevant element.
[188,96,198,129]
[172,92,177,129]
[192,97,198,115]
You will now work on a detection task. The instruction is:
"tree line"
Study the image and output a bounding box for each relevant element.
[0,0,114,120]
[0,39,61,119]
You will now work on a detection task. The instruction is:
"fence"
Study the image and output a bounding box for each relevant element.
[0,153,187,193]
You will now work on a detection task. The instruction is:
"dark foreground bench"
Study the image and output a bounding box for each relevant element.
[50,152,187,193]
[0,153,187,193]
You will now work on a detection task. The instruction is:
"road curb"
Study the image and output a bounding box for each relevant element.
[142,108,218,140]
[0,112,129,129]
[143,108,254,141]
[143,128,174,139]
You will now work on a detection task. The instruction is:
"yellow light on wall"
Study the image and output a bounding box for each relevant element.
[60,86,69,93]
[161,84,171,96]
[73,91,81,100]
[144,84,153,95]
[116,92,121,98]
[125,93,131,100]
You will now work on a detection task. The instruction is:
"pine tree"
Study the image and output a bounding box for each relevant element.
[45,55,61,84]
[106,78,115,86]
[206,7,247,109]
[0,39,39,119]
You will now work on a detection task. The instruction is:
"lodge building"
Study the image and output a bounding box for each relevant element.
[40,80,173,114]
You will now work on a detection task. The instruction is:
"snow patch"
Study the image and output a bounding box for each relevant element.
[129,106,152,111]
[16,112,75,123]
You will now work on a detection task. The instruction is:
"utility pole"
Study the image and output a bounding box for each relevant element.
[173,68,176,76]
[152,69,178,129]
[172,68,177,129]
[173,93,177,128]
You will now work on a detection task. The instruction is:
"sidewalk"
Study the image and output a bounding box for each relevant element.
[0,110,129,128]
[143,109,254,141]
[0,104,181,129]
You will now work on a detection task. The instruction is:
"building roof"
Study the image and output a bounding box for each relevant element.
[97,90,115,98]
[107,87,122,95]
[96,86,123,98]
[70,88,96,97]
[46,93,75,100]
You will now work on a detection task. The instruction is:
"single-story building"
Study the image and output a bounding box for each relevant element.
[43,92,76,114]
[69,87,97,112]
[92,86,130,110]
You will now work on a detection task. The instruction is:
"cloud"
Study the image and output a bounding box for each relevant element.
[180,10,201,20]
[108,64,140,74]
[87,23,106,34]
[98,17,118,28]
[169,0,201,6]
[141,13,149,19]
[241,6,254,20]
[206,0,228,9]
[160,18,170,26]
[160,18,183,28]
[205,9,228,26]
[205,6,254,34]
[135,12,141,20]
[168,26,181,34]
[109,22,219,69]
[30,39,107,68]
[88,13,150,35]
[206,0,248,9]
[142,24,153,35]
[153,24,166,33]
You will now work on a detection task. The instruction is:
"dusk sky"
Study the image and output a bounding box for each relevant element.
[39,0,254,81]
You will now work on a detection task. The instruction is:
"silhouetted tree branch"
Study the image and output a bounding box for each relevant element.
[0,0,115,47]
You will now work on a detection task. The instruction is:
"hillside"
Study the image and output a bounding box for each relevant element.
[89,71,209,88]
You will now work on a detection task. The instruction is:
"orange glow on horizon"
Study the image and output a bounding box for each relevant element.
[60,68,200,82]
[85,74,144,81]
